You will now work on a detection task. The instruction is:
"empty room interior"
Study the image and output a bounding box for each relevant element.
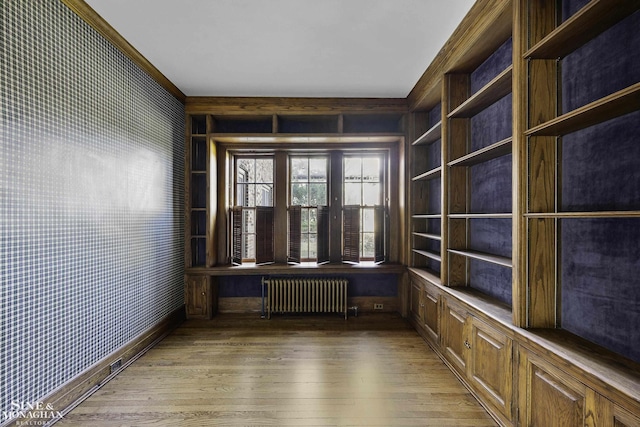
[2,0,640,425]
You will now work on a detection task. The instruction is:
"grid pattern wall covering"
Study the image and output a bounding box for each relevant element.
[0,0,185,415]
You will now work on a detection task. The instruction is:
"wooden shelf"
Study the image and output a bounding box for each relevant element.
[526,83,640,137]
[448,66,512,119]
[407,267,442,286]
[526,211,640,219]
[412,232,441,241]
[412,214,442,219]
[412,166,442,182]
[448,137,512,167]
[524,0,640,59]
[412,121,442,146]
[448,249,512,268]
[448,213,512,219]
[412,249,442,262]
[212,134,403,144]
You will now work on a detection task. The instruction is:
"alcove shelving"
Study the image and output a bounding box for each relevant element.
[446,35,514,308]
[409,87,444,279]
[187,114,209,267]
[407,0,640,424]
[521,0,640,367]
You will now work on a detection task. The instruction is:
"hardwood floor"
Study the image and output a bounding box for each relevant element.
[58,313,497,426]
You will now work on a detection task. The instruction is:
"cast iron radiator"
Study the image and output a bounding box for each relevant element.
[262,277,348,319]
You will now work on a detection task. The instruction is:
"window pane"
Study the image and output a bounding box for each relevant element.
[244,184,256,207]
[344,157,362,182]
[363,233,375,258]
[301,208,310,233]
[243,209,255,233]
[363,183,381,206]
[292,183,308,206]
[309,158,327,182]
[291,158,308,182]
[243,234,255,260]
[309,208,318,233]
[362,208,375,232]
[255,184,273,206]
[308,183,326,206]
[301,234,309,260]
[256,158,273,183]
[309,233,317,259]
[344,183,361,205]
[237,158,255,182]
[362,158,380,182]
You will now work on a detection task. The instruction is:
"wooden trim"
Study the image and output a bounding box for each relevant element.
[408,0,512,111]
[61,0,185,103]
[185,97,408,115]
[524,0,640,59]
[16,307,185,426]
[511,0,528,328]
[447,137,512,167]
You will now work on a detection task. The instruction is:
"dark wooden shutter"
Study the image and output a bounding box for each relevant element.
[231,206,243,265]
[374,205,385,264]
[255,206,274,265]
[288,206,301,264]
[342,205,360,264]
[317,205,330,265]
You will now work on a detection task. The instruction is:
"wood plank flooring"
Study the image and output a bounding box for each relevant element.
[57,313,497,426]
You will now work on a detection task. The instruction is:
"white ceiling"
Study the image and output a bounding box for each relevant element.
[85,0,475,98]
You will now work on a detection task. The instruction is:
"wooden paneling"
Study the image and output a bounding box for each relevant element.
[469,318,513,421]
[527,218,556,328]
[186,97,408,115]
[443,299,468,375]
[519,348,587,427]
[422,286,440,343]
[185,275,212,319]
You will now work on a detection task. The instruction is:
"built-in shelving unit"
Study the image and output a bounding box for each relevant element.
[187,115,209,267]
[409,82,444,279]
[407,0,640,425]
[446,34,514,307]
[520,0,640,365]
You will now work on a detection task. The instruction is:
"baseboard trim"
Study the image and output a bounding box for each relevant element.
[2,306,185,427]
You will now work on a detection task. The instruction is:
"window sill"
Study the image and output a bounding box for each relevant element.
[186,262,406,276]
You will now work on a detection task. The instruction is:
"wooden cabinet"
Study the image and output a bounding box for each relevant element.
[442,297,469,375]
[410,271,442,346]
[421,281,440,343]
[468,317,512,421]
[517,347,588,427]
[613,404,640,427]
[185,275,217,319]
[441,295,514,423]
[407,0,640,425]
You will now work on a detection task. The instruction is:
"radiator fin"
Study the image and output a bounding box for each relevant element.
[266,278,348,319]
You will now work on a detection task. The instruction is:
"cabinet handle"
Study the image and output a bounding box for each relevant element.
[201,292,206,296]
[464,340,471,349]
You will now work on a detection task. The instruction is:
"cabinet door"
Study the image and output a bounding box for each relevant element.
[469,317,513,422]
[185,275,211,319]
[613,404,640,427]
[442,298,468,375]
[422,282,440,344]
[410,279,422,324]
[518,347,587,427]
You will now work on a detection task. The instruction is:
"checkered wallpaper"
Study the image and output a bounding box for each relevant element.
[0,0,185,415]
